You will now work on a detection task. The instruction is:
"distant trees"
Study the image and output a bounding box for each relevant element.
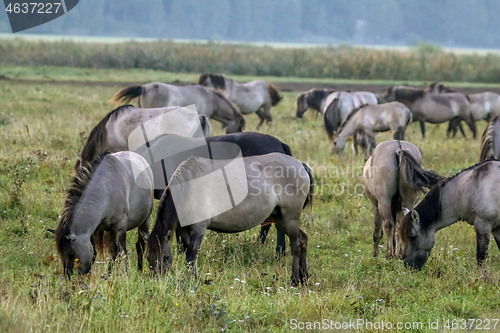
[0,0,499,48]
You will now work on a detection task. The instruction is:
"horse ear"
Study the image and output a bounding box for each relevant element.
[166,230,173,242]
[66,233,76,241]
[75,151,82,162]
[411,209,420,225]
[402,207,410,215]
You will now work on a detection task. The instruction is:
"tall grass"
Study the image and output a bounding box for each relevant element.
[1,79,500,332]
[1,40,500,83]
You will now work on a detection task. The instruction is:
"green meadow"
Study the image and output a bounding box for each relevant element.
[0,68,499,332]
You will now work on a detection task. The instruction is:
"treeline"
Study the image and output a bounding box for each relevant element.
[1,40,500,83]
[1,0,500,48]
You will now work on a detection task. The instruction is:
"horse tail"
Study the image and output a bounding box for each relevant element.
[469,110,477,139]
[479,115,498,161]
[147,186,178,271]
[281,142,293,156]
[109,85,143,105]
[268,84,283,106]
[199,115,212,137]
[324,98,341,140]
[397,148,443,192]
[406,108,413,127]
[301,162,314,209]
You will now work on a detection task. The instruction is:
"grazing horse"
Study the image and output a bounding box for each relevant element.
[296,88,335,118]
[323,91,361,136]
[427,82,500,137]
[136,131,293,253]
[384,85,476,138]
[400,160,500,270]
[364,140,443,258]
[146,153,313,285]
[110,83,246,133]
[74,105,211,173]
[479,116,500,161]
[53,151,154,277]
[198,73,282,129]
[331,102,412,156]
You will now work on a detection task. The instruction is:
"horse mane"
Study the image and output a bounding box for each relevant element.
[199,73,226,90]
[56,152,111,261]
[336,104,367,135]
[393,86,425,102]
[307,89,334,111]
[212,89,246,130]
[480,115,499,161]
[75,105,134,173]
[427,82,456,93]
[399,159,492,243]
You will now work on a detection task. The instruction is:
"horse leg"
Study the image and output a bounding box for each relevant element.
[136,221,149,272]
[493,228,500,252]
[372,204,383,257]
[185,222,208,278]
[261,103,273,124]
[475,221,492,266]
[419,121,426,138]
[465,117,477,139]
[352,134,359,156]
[365,132,376,157]
[298,229,309,283]
[175,224,187,253]
[275,225,286,257]
[255,109,267,129]
[379,202,395,258]
[258,223,271,244]
[274,213,303,286]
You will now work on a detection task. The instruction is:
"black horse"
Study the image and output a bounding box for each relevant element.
[143,132,290,255]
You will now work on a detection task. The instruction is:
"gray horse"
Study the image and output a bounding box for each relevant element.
[296,88,335,118]
[199,73,282,129]
[53,151,154,277]
[74,105,211,173]
[479,115,500,161]
[146,153,313,286]
[384,85,476,138]
[427,82,500,137]
[400,160,500,270]
[364,140,443,258]
[331,102,412,156]
[110,83,245,133]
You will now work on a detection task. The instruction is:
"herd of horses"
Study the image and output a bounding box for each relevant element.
[47,73,500,285]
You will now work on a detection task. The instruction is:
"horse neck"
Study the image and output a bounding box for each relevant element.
[431,182,462,233]
[69,180,111,237]
[211,94,235,125]
[336,119,357,148]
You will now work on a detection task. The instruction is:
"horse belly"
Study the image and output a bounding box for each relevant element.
[208,195,276,233]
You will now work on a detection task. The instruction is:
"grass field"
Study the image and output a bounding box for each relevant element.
[1,69,500,332]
